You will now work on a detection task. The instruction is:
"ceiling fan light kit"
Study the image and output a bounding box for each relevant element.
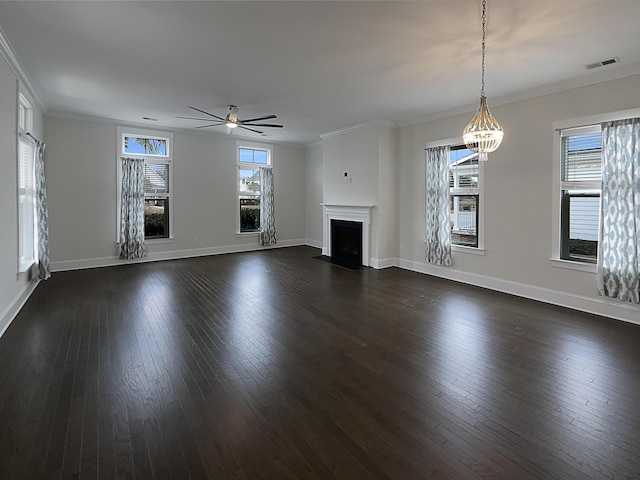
[176,105,283,135]
[463,0,503,161]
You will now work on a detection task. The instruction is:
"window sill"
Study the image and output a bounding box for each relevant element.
[18,260,36,274]
[550,258,596,273]
[452,245,485,256]
[146,237,174,245]
[236,232,259,237]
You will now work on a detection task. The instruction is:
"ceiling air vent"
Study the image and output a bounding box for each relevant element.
[584,57,620,70]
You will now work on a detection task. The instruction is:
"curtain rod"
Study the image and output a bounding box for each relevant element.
[19,132,42,143]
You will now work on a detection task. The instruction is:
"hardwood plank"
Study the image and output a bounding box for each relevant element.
[1,246,639,479]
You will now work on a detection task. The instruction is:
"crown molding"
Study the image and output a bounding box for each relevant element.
[45,109,306,148]
[398,62,640,128]
[0,24,45,111]
[319,120,395,140]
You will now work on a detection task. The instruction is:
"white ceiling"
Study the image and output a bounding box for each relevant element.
[1,0,640,145]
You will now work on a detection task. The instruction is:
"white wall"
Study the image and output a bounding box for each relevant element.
[322,125,381,206]
[321,123,396,266]
[396,74,640,323]
[305,142,323,247]
[0,54,44,336]
[44,116,307,270]
[376,125,396,265]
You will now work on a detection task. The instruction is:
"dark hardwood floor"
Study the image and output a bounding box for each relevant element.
[1,246,639,479]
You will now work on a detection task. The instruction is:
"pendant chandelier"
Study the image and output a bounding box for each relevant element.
[463,0,503,161]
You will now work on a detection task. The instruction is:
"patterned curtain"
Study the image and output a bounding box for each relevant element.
[425,146,452,265]
[34,140,51,280]
[119,157,147,259]
[259,166,276,246]
[597,118,640,304]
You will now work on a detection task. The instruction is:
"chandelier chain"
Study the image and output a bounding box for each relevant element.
[481,0,486,95]
[463,0,503,160]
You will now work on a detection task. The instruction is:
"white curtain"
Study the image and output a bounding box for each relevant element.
[119,157,147,260]
[259,167,276,246]
[597,118,640,304]
[425,146,452,265]
[34,139,50,280]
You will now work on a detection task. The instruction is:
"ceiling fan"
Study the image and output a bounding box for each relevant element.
[177,105,283,134]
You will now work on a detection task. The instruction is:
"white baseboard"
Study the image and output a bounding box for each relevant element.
[0,280,39,338]
[51,239,307,272]
[398,258,640,326]
[305,239,323,249]
[370,256,398,269]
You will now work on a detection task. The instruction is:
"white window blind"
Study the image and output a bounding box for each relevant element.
[144,163,169,196]
[561,128,602,184]
[18,137,36,270]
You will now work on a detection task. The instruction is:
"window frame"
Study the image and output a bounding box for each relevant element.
[116,127,174,243]
[551,108,640,272]
[558,124,601,264]
[425,137,485,255]
[17,93,36,273]
[235,141,273,235]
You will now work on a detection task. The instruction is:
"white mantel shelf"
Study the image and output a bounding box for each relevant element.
[321,204,374,266]
[321,204,375,208]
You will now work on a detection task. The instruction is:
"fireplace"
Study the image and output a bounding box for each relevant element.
[331,220,363,266]
[321,204,373,267]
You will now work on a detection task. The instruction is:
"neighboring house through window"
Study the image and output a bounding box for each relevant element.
[237,142,272,233]
[17,93,36,272]
[117,127,173,240]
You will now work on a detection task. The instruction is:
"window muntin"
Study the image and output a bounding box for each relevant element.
[449,146,479,248]
[117,128,173,241]
[560,127,601,263]
[237,143,271,233]
[239,147,268,164]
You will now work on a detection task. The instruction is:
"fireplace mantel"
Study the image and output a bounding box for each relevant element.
[321,204,374,266]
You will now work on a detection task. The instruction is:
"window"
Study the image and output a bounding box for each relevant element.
[18,94,32,132]
[449,145,480,248]
[117,128,173,240]
[17,94,36,272]
[552,108,640,271]
[144,162,170,238]
[559,126,601,263]
[237,143,271,233]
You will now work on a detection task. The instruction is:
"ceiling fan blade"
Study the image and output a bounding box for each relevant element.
[243,123,283,128]
[239,125,264,134]
[195,123,225,129]
[188,106,225,121]
[239,114,277,123]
